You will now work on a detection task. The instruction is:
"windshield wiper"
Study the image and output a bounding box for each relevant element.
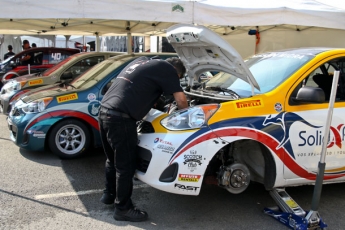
[205,86,241,99]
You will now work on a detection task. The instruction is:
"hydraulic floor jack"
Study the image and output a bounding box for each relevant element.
[264,188,327,230]
[264,70,340,230]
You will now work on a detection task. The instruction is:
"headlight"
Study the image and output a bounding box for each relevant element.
[161,104,219,130]
[22,97,53,113]
[3,81,25,94]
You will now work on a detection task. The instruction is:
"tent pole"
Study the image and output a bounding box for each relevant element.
[95,34,100,52]
[64,35,71,48]
[127,32,132,54]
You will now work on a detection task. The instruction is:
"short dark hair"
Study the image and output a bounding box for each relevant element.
[166,57,186,77]
[32,43,37,47]
[8,45,13,50]
[23,40,29,45]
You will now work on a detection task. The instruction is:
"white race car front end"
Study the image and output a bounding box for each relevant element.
[136,105,226,195]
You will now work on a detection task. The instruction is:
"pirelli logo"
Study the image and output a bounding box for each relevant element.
[178,174,201,182]
[28,79,43,86]
[56,93,78,103]
[235,99,263,110]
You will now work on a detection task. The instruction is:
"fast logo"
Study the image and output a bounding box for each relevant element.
[174,183,199,192]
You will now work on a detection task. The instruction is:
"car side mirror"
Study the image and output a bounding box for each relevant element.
[292,86,325,103]
[10,61,17,67]
[60,72,73,80]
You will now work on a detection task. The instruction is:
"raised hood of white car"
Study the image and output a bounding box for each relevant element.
[167,24,260,91]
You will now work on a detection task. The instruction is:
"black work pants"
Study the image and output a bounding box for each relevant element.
[98,110,137,210]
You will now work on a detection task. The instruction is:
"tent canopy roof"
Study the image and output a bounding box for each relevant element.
[1,0,345,36]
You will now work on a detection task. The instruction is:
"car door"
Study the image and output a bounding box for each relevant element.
[283,56,345,180]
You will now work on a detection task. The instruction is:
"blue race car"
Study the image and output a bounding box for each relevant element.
[7,53,176,158]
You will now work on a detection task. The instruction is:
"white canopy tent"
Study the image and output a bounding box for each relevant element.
[1,0,345,57]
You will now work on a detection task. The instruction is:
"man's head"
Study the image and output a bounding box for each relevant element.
[166,57,186,79]
[8,45,13,51]
[32,43,37,48]
[22,40,30,50]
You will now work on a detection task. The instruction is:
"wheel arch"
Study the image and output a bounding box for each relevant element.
[232,139,277,190]
[44,116,97,151]
[206,139,277,190]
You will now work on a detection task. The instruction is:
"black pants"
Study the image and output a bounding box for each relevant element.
[98,109,137,210]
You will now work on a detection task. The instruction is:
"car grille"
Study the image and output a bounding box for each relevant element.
[137,120,155,133]
[136,146,152,173]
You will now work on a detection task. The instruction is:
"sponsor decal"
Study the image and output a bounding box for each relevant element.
[262,112,321,152]
[235,99,263,110]
[157,144,175,154]
[28,78,43,86]
[88,101,101,116]
[274,102,283,112]
[174,183,199,192]
[56,93,78,103]
[187,162,198,172]
[184,154,202,165]
[172,4,184,13]
[154,138,172,145]
[87,93,96,101]
[295,124,345,158]
[178,174,201,182]
[190,149,197,154]
[51,75,57,79]
[28,130,46,138]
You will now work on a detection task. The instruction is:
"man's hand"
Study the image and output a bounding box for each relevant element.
[173,92,188,109]
[21,54,31,62]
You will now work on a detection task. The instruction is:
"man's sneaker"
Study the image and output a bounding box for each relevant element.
[114,207,148,222]
[100,192,115,205]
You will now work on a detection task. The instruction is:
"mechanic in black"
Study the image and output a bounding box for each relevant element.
[4,45,15,60]
[98,56,188,222]
[20,40,34,66]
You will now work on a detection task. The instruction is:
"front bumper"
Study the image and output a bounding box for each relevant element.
[0,91,16,114]
[135,132,208,195]
[7,108,55,152]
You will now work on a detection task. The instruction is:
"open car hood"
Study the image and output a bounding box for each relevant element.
[167,24,260,92]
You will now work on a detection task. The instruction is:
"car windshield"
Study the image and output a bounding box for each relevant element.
[70,56,132,89]
[0,55,14,70]
[205,52,315,97]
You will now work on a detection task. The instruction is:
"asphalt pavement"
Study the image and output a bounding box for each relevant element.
[0,113,344,230]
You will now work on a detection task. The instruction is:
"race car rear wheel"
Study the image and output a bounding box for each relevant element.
[48,119,90,158]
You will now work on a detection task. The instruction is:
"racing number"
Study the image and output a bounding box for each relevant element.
[51,53,61,61]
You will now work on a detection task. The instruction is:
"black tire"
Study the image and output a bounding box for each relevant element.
[48,119,90,158]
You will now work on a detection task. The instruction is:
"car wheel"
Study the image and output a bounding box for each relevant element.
[48,119,90,158]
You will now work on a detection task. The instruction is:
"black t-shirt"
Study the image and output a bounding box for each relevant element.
[4,51,15,60]
[101,56,183,121]
[21,52,34,66]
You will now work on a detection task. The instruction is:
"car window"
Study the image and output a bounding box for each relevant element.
[289,57,345,104]
[63,56,105,79]
[48,50,74,64]
[33,52,43,65]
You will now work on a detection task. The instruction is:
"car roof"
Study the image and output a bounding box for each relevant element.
[12,47,80,58]
[258,47,345,56]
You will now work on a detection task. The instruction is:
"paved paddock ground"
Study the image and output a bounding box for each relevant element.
[0,113,344,230]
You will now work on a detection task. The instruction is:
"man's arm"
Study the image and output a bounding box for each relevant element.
[173,91,188,109]
[21,54,31,62]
